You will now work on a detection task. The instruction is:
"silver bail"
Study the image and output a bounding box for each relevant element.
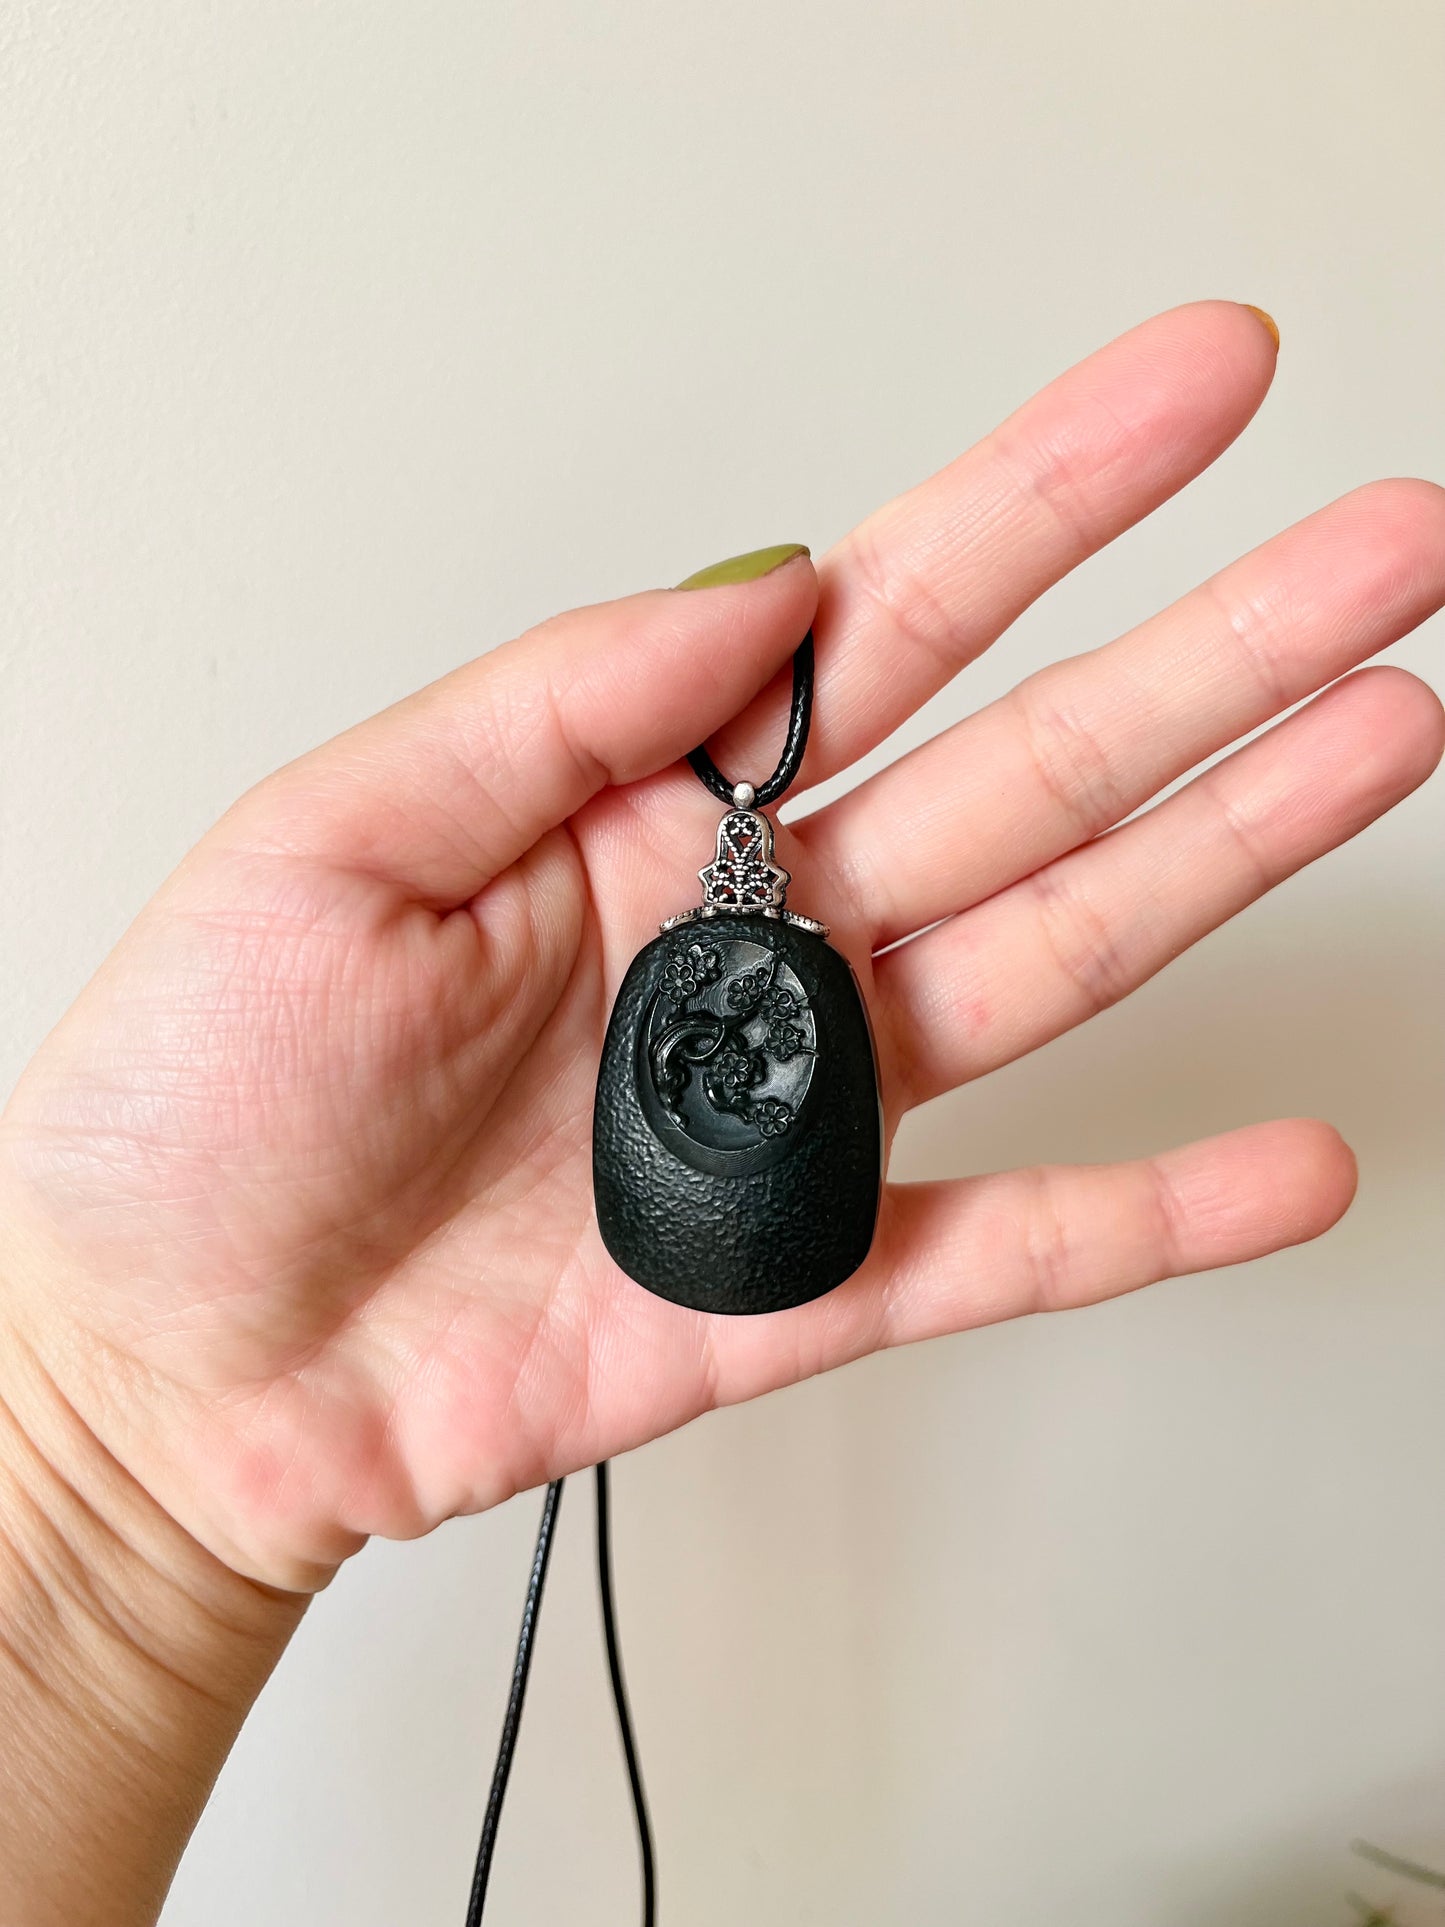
[698,806,790,913]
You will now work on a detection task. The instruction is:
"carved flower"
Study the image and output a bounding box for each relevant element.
[754,1096,794,1137]
[710,1047,759,1096]
[764,1018,807,1061]
[758,984,799,1021]
[724,961,775,1010]
[663,940,722,1001]
[702,1044,767,1118]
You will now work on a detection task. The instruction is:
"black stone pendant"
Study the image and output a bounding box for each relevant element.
[593,805,882,1315]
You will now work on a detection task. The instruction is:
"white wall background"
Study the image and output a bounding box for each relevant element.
[3,3,1442,1922]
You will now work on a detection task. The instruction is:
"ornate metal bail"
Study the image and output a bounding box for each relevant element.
[699,793,791,912]
[667,633,827,936]
[662,787,827,937]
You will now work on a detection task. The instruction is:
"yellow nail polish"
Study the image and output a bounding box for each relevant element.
[675,543,810,590]
[1242,304,1280,351]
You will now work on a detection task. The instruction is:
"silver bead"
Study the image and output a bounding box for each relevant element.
[731,781,757,809]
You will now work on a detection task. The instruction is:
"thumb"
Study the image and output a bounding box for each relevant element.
[236,545,815,906]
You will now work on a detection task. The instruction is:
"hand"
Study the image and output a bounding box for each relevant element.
[2,302,1441,1594]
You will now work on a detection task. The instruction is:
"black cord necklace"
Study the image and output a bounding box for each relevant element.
[465,623,881,1920]
[686,627,814,807]
[464,1466,655,1926]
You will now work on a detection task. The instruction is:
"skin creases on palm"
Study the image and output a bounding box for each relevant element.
[1,823,594,1580]
[0,774,863,1588]
[1,302,1442,1594]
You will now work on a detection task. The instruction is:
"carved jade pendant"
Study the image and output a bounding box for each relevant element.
[592,806,882,1315]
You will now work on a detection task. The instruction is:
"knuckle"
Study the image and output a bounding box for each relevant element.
[845,523,964,680]
[1196,572,1297,712]
[1028,862,1137,1019]
[1199,775,1279,895]
[1022,1164,1075,1314]
[989,402,1123,551]
[1142,1155,1187,1280]
[1014,669,1131,840]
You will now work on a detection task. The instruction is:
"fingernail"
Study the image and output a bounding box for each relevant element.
[1242,304,1280,352]
[675,543,810,590]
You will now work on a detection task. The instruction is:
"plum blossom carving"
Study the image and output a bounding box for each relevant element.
[753,1096,794,1137]
[764,1017,808,1061]
[758,984,799,1020]
[724,960,777,1012]
[662,939,722,1003]
[649,939,815,1147]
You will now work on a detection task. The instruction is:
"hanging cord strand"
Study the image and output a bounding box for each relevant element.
[462,628,816,1924]
[463,1466,655,1925]
[596,1460,657,1926]
[686,628,814,807]
[464,1476,566,1927]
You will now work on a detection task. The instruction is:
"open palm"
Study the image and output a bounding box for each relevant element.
[2,303,1441,1592]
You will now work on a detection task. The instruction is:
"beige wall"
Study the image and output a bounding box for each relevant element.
[3,4,1442,1922]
